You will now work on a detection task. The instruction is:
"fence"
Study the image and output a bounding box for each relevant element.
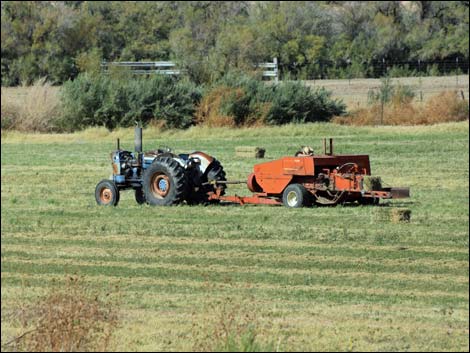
[101,58,279,81]
[100,58,467,83]
[300,58,470,80]
[101,61,181,75]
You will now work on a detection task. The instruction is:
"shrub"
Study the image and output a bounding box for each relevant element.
[265,82,346,124]
[59,74,201,131]
[367,77,415,106]
[387,65,417,78]
[196,72,345,127]
[59,73,109,131]
[153,78,202,129]
[419,91,469,124]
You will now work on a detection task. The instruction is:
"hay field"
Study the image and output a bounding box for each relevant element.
[304,75,470,109]
[1,122,469,351]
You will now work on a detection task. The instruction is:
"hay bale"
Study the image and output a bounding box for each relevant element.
[390,208,411,223]
[372,207,412,223]
[235,146,265,158]
[363,176,382,191]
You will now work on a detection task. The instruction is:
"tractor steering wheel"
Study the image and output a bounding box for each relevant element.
[336,162,359,174]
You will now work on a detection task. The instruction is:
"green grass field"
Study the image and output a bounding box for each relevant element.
[1,122,469,351]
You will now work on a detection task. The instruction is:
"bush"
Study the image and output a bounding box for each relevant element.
[265,82,346,124]
[59,74,201,131]
[419,91,469,124]
[196,72,345,127]
[59,72,344,131]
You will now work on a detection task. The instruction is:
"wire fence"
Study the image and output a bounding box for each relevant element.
[102,58,468,82]
[291,58,470,80]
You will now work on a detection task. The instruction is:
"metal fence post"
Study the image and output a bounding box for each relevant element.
[273,57,278,83]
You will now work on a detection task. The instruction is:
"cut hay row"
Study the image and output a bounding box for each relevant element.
[2,245,468,284]
[3,255,468,302]
[2,231,468,254]
[1,209,468,247]
[2,240,468,266]
[2,279,469,327]
[2,264,467,308]
[2,252,468,296]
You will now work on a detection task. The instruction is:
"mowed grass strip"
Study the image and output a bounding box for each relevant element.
[2,236,468,277]
[2,231,468,255]
[2,245,469,286]
[2,278,468,329]
[2,232,468,262]
[3,257,468,307]
[2,272,467,313]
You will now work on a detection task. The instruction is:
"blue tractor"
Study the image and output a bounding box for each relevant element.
[95,127,226,206]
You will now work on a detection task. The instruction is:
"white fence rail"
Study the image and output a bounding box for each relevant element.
[101,58,278,81]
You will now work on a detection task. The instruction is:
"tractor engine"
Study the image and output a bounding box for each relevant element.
[111,150,139,183]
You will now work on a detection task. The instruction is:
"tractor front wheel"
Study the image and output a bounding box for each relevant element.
[95,180,120,206]
[282,184,311,208]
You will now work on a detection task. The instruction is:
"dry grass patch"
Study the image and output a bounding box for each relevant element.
[3,276,119,352]
[1,78,61,132]
[195,86,238,127]
[333,91,469,126]
[195,85,269,127]
[191,283,285,352]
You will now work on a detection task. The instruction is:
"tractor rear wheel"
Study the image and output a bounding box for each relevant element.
[142,157,187,206]
[187,159,227,205]
[282,184,311,208]
[95,180,120,206]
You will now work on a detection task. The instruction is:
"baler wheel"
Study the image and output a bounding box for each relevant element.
[95,180,120,206]
[282,184,311,208]
[142,157,187,206]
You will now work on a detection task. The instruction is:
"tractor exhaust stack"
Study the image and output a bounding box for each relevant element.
[135,126,143,166]
[135,126,142,153]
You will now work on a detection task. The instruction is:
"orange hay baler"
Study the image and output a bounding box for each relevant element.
[207,139,410,207]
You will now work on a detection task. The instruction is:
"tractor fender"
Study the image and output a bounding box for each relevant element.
[189,152,214,175]
[151,152,187,168]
